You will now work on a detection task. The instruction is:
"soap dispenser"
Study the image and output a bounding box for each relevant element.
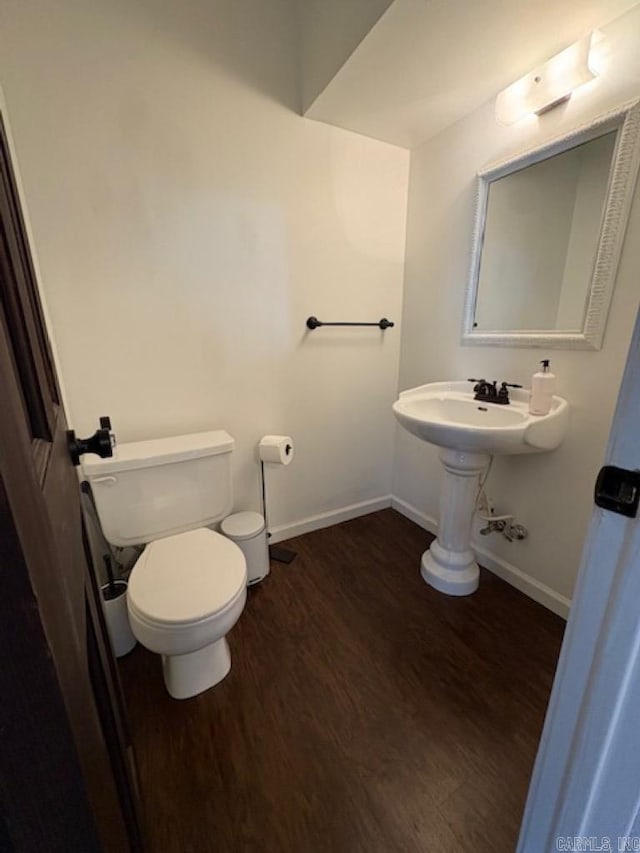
[529,359,556,416]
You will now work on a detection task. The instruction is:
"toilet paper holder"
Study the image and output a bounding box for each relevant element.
[258,435,297,564]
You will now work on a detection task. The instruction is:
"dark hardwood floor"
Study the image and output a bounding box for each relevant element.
[119,509,565,853]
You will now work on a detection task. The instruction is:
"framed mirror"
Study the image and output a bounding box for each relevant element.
[463,100,640,349]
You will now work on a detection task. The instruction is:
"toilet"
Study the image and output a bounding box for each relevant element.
[82,430,247,700]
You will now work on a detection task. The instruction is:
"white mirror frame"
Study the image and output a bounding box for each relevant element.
[462,99,640,350]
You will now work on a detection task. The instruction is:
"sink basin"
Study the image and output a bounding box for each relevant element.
[392,381,568,455]
[392,380,569,598]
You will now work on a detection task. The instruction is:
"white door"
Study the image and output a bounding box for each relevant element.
[518,304,640,851]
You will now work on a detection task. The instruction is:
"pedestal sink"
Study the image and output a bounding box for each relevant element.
[392,381,568,596]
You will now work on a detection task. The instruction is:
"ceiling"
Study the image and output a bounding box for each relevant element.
[303,0,639,149]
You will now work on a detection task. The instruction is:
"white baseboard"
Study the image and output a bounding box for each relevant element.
[391,496,439,536]
[391,496,570,619]
[269,496,392,544]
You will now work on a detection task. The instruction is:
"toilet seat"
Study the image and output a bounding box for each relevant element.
[128,527,247,626]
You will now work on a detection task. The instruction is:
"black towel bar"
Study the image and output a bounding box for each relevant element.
[306,316,394,330]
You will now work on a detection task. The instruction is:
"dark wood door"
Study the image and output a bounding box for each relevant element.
[0,112,142,851]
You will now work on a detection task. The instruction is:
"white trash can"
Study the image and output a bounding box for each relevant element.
[221,511,270,585]
[101,580,137,657]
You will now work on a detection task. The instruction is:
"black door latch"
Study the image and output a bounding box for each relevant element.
[67,416,115,466]
[594,465,640,518]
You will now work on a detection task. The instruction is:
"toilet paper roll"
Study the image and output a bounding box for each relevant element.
[259,435,294,465]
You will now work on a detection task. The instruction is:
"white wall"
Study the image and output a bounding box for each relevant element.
[0,0,409,531]
[394,4,640,612]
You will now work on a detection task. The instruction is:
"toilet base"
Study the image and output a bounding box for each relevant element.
[162,637,231,699]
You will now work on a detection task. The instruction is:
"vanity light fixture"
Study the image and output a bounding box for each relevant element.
[495,33,599,125]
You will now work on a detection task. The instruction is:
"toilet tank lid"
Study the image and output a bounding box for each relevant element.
[82,429,234,476]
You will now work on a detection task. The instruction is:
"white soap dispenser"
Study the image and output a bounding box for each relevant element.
[529,359,556,416]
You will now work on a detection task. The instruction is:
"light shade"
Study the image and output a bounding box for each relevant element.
[495,33,598,126]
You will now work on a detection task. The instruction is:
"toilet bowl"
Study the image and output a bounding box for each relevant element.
[127,527,247,699]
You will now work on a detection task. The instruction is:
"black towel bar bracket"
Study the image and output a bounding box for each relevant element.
[306,316,394,330]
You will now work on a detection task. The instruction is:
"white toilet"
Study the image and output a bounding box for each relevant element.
[82,430,247,700]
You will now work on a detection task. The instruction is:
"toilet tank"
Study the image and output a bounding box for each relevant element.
[82,430,235,547]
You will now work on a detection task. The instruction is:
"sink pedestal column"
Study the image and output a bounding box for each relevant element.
[421,449,489,596]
